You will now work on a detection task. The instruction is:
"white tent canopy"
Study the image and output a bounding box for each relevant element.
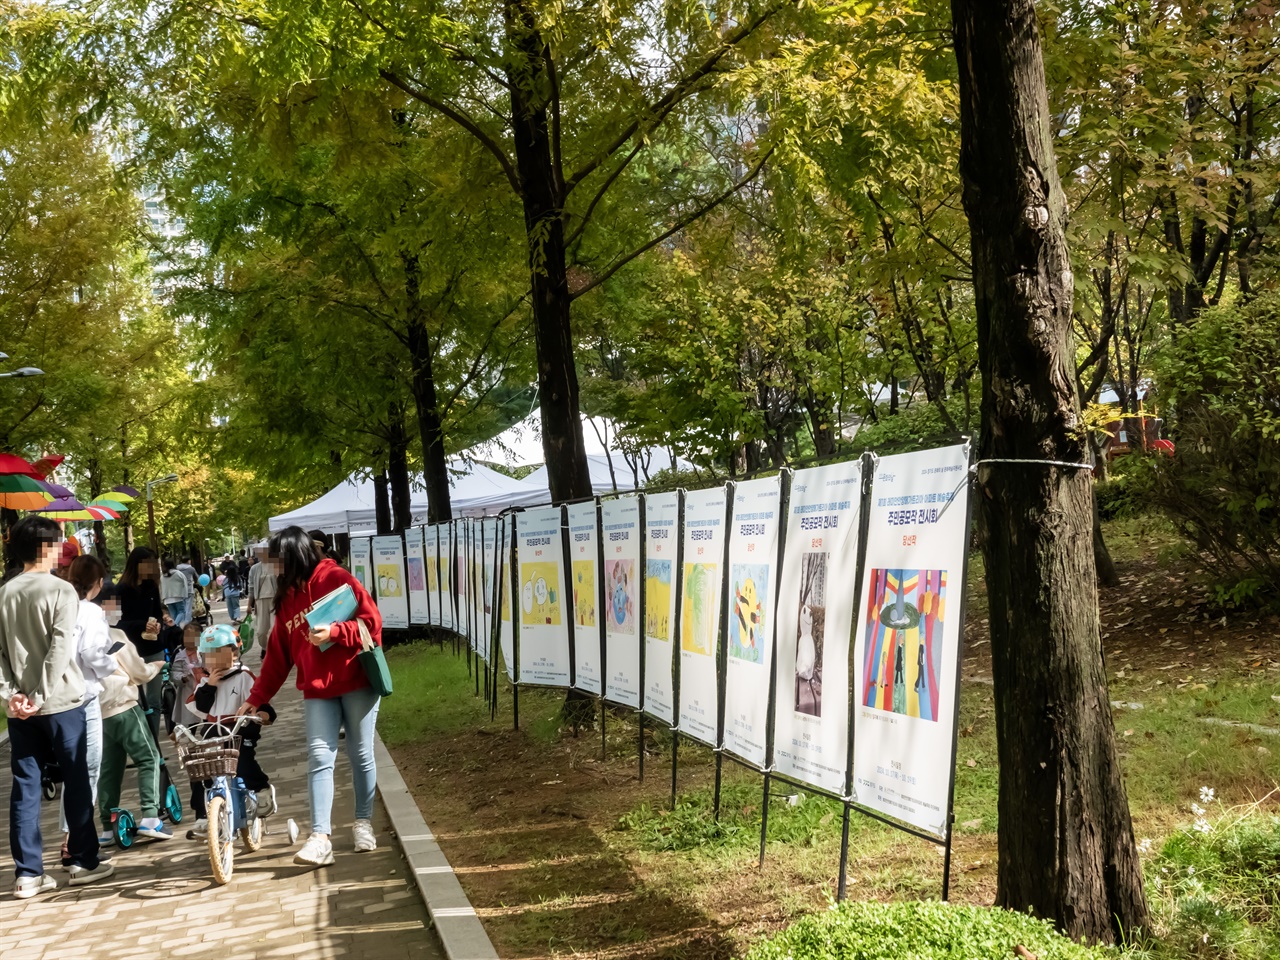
[268,459,545,534]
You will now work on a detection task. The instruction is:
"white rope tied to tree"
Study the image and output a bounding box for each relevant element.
[973,457,1094,471]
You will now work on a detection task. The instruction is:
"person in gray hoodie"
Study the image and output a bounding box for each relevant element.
[0,516,114,897]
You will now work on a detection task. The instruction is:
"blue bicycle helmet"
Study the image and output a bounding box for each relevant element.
[198,623,239,654]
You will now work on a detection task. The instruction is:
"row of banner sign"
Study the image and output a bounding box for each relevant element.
[346,443,973,840]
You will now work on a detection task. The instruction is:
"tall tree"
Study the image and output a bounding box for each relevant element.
[950,0,1147,942]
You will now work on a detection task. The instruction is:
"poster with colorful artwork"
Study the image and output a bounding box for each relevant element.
[516,506,571,687]
[852,443,970,837]
[722,476,782,769]
[601,496,641,709]
[405,526,430,626]
[679,486,728,748]
[439,525,455,632]
[643,491,679,724]
[566,501,602,695]
[481,518,498,664]
[349,538,373,595]
[372,535,409,630]
[499,516,515,683]
[425,526,441,627]
[772,460,863,795]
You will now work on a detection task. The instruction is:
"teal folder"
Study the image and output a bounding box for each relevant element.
[307,583,358,651]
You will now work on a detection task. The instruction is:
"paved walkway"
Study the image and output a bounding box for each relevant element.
[0,674,445,960]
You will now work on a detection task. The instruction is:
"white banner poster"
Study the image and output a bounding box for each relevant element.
[722,476,782,769]
[516,506,571,687]
[499,516,515,682]
[678,486,728,747]
[481,519,498,664]
[349,538,373,595]
[772,460,863,795]
[438,525,454,632]
[853,444,969,837]
[425,526,441,627]
[643,492,679,723]
[601,497,642,709]
[567,501,602,695]
[455,521,469,640]
[406,527,430,626]
[372,535,409,630]
[471,522,483,651]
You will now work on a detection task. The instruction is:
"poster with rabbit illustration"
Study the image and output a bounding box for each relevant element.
[772,459,864,796]
[515,506,571,687]
[722,476,781,770]
[567,501,602,695]
[601,496,641,709]
[679,486,728,748]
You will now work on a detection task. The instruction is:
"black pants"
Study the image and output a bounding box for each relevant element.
[190,740,268,820]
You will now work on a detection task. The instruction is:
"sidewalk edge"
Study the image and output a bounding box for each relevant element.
[375,733,500,960]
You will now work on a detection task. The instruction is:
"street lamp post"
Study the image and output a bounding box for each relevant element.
[145,473,179,553]
[0,368,44,380]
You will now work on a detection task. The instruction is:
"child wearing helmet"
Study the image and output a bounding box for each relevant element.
[183,624,276,837]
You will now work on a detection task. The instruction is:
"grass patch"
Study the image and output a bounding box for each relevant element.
[744,901,1121,960]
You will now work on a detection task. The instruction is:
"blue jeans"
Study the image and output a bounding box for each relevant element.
[303,686,380,835]
[166,601,186,626]
[9,704,100,876]
[59,697,102,834]
[226,594,241,621]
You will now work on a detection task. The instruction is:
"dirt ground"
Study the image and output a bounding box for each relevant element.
[387,541,1280,960]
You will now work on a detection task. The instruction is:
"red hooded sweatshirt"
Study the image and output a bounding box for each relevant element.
[247,558,383,707]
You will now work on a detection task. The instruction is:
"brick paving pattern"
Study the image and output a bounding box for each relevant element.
[0,676,445,960]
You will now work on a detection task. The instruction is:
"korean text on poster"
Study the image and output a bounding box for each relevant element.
[516,506,571,687]
[405,526,430,626]
[678,486,728,747]
[567,501,602,695]
[601,496,642,709]
[371,535,409,630]
[643,492,679,724]
[349,538,373,595]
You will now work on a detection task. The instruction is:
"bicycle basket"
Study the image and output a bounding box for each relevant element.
[176,734,241,781]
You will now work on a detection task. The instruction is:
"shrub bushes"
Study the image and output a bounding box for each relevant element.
[743,901,1120,960]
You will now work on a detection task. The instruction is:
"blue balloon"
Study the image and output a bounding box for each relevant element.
[198,574,211,587]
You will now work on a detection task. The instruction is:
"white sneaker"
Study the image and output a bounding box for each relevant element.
[14,875,56,899]
[293,833,334,867]
[97,830,114,845]
[353,819,376,852]
[187,818,208,840]
[68,861,115,887]
[136,818,173,841]
[256,784,277,818]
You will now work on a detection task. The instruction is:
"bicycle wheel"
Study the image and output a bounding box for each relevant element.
[165,780,184,824]
[207,796,235,884]
[240,816,263,852]
[41,779,57,802]
[113,809,136,849]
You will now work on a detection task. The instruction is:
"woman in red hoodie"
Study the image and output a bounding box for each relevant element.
[238,526,383,867]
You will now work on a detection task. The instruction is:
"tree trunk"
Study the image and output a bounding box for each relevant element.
[374,471,392,536]
[504,0,591,504]
[951,0,1148,942]
[121,424,134,556]
[86,454,108,564]
[388,401,413,532]
[403,253,454,523]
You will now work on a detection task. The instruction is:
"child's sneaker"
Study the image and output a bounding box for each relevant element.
[353,819,376,852]
[293,833,334,867]
[97,830,114,845]
[68,861,115,887]
[186,819,208,840]
[136,818,173,841]
[256,784,277,818]
[13,874,56,899]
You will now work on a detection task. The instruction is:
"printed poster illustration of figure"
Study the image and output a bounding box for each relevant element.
[795,552,827,717]
[860,568,947,722]
[605,559,635,634]
[407,556,425,593]
[729,563,769,664]
[572,560,596,626]
[681,562,717,656]
[645,560,671,640]
[427,552,438,592]
[520,561,562,626]
[376,564,402,598]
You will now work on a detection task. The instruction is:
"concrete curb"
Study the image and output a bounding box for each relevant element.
[375,733,500,960]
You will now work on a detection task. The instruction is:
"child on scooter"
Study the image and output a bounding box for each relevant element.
[185,625,276,837]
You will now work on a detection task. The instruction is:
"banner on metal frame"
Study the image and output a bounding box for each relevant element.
[455,519,469,631]
[516,506,571,686]
[499,516,515,683]
[481,518,498,664]
[406,526,430,625]
[567,501,602,695]
[371,535,410,630]
[349,538,373,595]
[721,476,782,769]
[425,526,441,627]
[601,496,642,709]
[772,459,864,795]
[439,525,455,632]
[643,491,679,723]
[852,443,970,837]
[678,486,728,747]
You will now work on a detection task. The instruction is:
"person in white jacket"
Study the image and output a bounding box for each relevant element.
[57,557,119,865]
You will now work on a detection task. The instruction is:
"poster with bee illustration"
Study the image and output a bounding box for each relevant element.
[679,486,729,748]
[515,506,571,687]
[722,476,781,770]
[601,496,641,709]
[567,501,602,695]
[772,459,863,796]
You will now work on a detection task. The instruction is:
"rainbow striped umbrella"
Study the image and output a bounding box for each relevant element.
[0,474,54,510]
[89,496,129,514]
[41,505,121,522]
